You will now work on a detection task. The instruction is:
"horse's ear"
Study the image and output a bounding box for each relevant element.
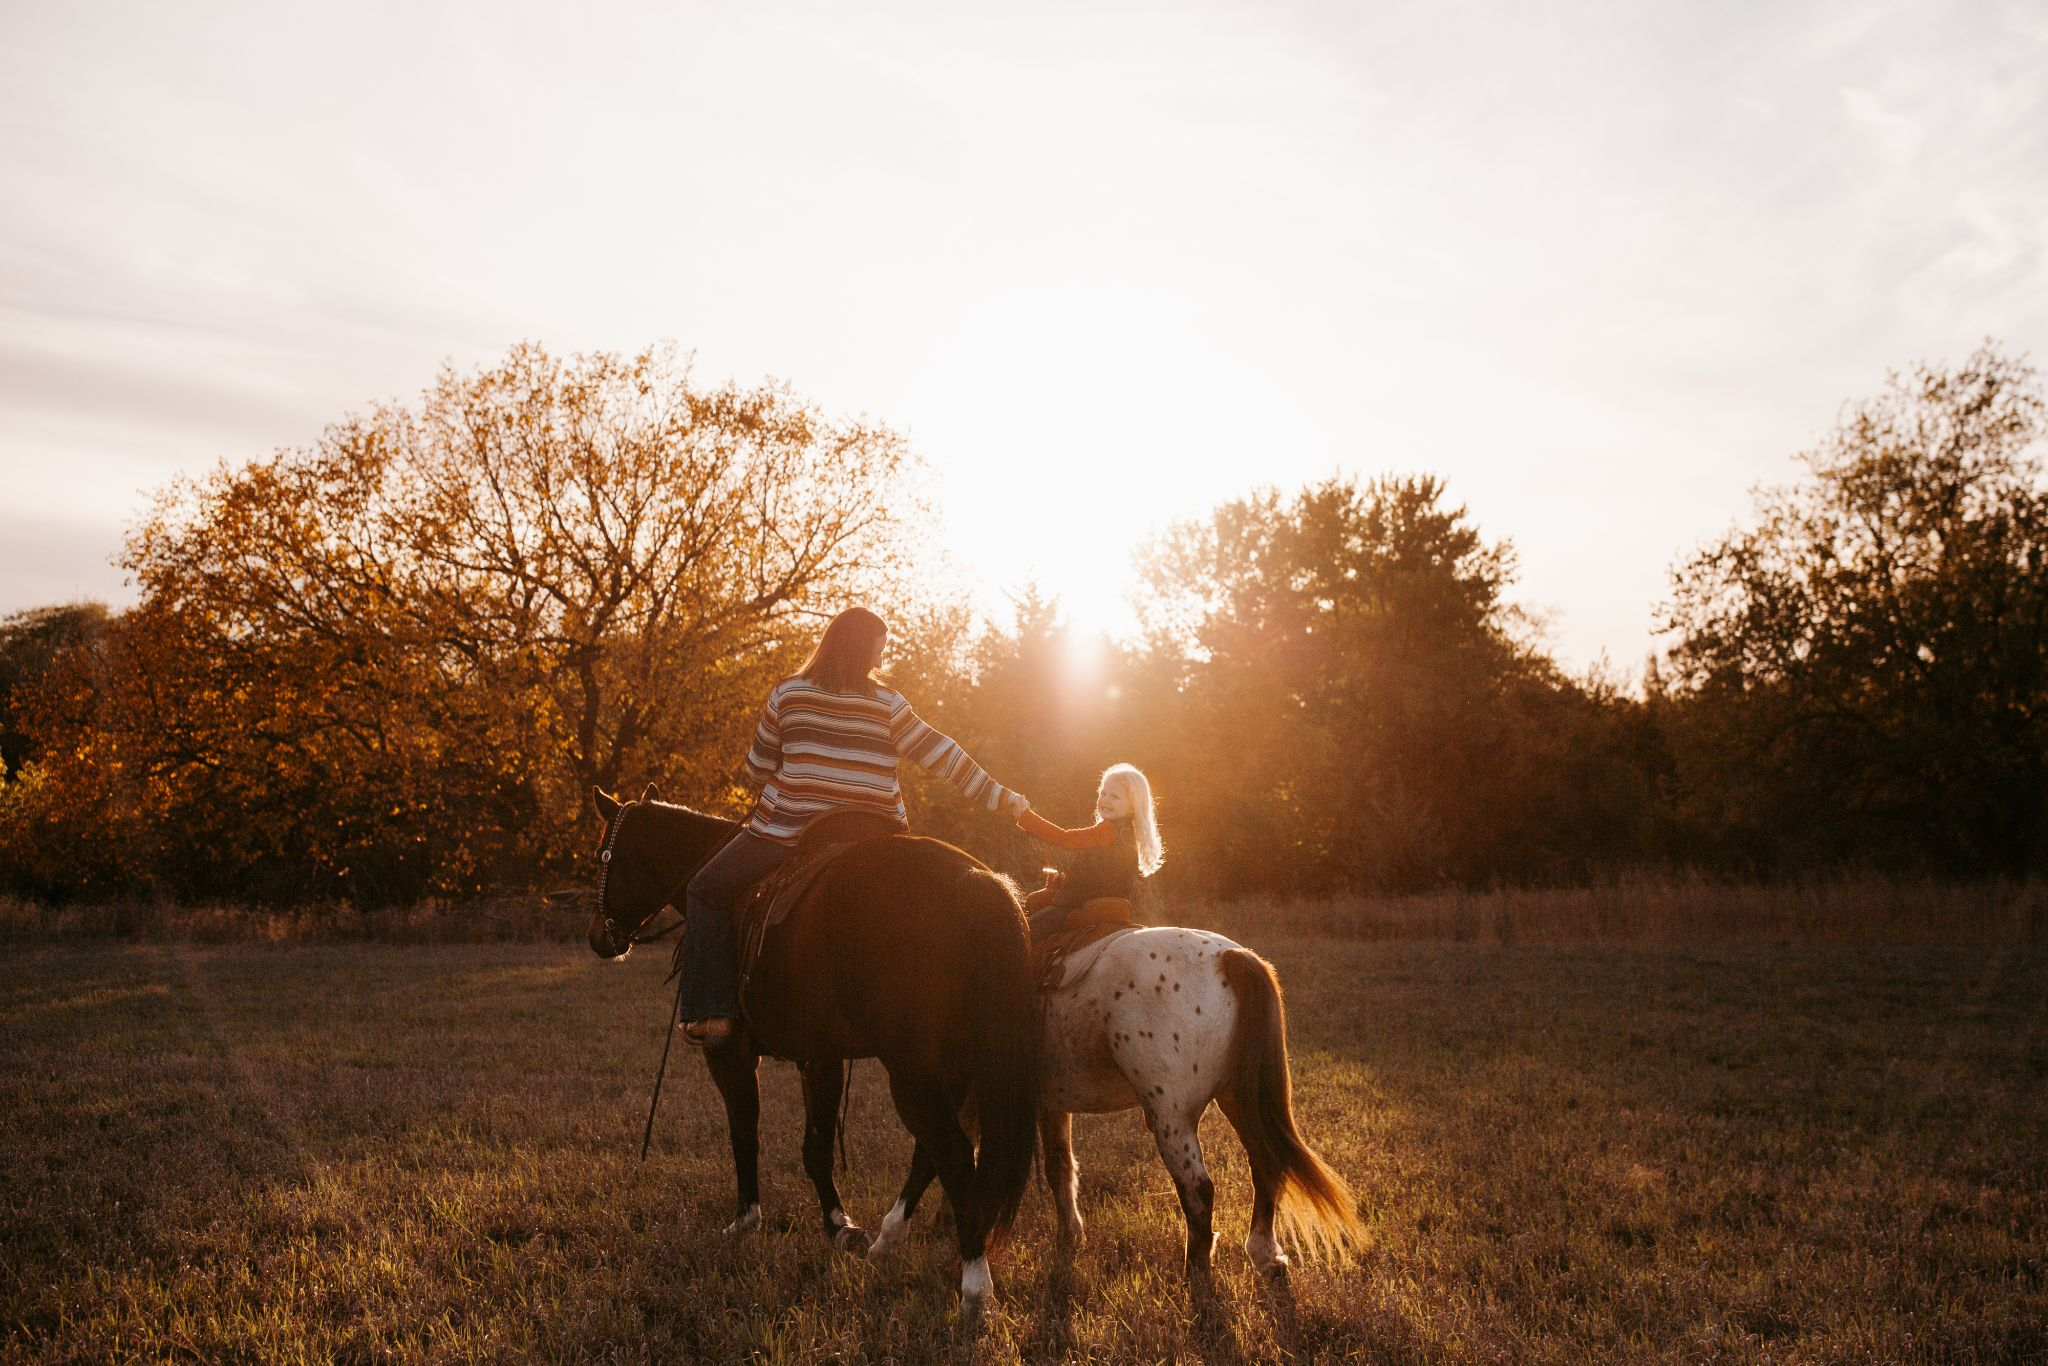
[594,787,621,820]
[640,783,661,804]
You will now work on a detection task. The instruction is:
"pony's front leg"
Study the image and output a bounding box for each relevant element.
[870,1140,938,1258]
[704,1035,762,1234]
[800,1062,868,1254]
[1039,1108,1084,1247]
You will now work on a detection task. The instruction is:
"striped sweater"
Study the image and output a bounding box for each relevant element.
[741,677,1014,843]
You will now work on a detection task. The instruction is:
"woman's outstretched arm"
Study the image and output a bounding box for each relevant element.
[887,696,1014,811]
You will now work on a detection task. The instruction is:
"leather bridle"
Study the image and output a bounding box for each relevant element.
[596,804,685,953]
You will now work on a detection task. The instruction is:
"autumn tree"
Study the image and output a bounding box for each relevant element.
[0,603,142,901]
[1663,345,2048,872]
[0,603,109,779]
[85,342,924,903]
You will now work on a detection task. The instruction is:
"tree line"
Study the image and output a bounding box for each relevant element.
[2,342,2043,907]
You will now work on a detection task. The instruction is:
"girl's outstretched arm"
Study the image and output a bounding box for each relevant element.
[1016,809,1118,850]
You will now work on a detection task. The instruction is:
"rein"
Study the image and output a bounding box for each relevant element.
[598,797,712,1160]
[602,799,856,1177]
[629,909,685,947]
[641,971,685,1161]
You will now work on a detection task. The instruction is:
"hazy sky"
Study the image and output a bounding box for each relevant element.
[4,0,2045,670]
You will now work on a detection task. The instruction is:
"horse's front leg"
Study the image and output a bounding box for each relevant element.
[800,1062,868,1253]
[704,1034,762,1234]
[1039,1108,1084,1247]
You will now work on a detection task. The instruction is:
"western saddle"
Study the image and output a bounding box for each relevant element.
[679,811,1138,1006]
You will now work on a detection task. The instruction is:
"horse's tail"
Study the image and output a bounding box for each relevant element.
[1219,947,1366,1261]
[961,866,1041,1244]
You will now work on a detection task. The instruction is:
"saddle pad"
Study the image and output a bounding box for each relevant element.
[1031,896,1137,993]
[1043,926,1140,993]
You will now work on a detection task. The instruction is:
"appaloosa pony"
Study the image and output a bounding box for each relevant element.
[868,924,1364,1298]
[586,787,1041,1315]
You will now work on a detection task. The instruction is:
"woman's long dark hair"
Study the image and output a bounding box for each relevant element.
[798,608,888,694]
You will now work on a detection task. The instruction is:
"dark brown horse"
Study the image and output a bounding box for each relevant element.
[586,787,1041,1315]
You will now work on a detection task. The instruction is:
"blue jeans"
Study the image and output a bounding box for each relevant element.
[1029,900,1075,940]
[679,831,793,1022]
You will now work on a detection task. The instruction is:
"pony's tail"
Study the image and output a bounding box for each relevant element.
[962,868,1042,1245]
[1220,948,1366,1261]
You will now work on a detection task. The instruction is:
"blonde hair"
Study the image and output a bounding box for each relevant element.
[1101,763,1164,876]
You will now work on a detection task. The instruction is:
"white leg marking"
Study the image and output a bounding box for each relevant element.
[960,1254,992,1308]
[868,1198,911,1257]
[1245,1227,1289,1271]
[722,1202,761,1237]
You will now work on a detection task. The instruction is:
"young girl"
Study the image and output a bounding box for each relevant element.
[1014,763,1165,938]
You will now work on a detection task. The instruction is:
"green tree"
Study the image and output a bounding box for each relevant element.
[1663,344,2048,872]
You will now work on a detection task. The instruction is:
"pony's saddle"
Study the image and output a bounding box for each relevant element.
[1031,897,1138,993]
[729,810,909,999]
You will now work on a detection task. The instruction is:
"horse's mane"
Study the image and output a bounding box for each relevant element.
[641,799,739,827]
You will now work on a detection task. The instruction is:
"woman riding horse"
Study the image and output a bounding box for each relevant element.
[589,609,1044,1315]
[679,606,1032,1045]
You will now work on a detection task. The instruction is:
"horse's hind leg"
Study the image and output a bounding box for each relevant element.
[1039,1108,1084,1247]
[885,1068,992,1315]
[1141,1099,1217,1297]
[800,1062,867,1254]
[870,1140,938,1258]
[1216,1090,1288,1278]
[704,1037,762,1235]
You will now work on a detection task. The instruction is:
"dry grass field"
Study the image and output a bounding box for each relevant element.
[2,906,2044,1361]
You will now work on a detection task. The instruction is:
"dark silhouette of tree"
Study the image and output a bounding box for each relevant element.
[1663,344,2048,872]
[1137,474,1627,892]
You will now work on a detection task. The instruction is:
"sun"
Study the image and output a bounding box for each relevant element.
[933,469,1148,646]
[1036,561,1139,641]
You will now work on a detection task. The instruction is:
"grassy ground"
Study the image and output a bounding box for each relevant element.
[7,876,2041,948]
[2,936,2043,1362]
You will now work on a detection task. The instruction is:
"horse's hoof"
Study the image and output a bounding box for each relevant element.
[832,1223,871,1255]
[722,1204,762,1237]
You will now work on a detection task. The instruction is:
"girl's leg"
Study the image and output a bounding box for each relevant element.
[680,831,791,1026]
[1028,901,1073,940]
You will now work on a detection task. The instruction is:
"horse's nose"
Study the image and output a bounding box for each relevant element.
[587,912,623,958]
